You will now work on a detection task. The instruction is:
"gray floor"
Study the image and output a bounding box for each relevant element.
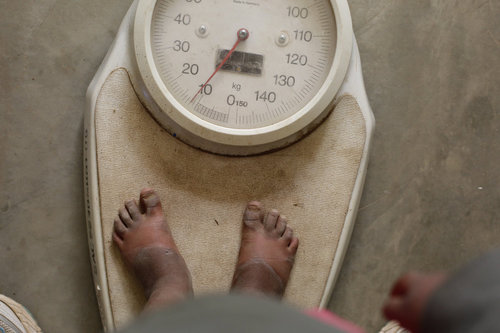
[1,1,499,332]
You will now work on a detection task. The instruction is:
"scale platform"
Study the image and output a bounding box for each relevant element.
[84,0,374,331]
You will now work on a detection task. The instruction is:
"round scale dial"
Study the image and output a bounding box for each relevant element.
[151,0,336,129]
[135,0,352,155]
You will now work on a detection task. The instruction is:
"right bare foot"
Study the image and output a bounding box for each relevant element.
[231,201,299,298]
[112,188,193,311]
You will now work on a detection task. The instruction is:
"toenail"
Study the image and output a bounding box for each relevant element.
[145,195,158,203]
[142,192,160,201]
[142,189,155,195]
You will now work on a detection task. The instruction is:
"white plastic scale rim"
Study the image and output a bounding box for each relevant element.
[134,0,353,149]
[84,0,375,331]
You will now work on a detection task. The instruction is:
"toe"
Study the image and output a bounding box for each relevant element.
[242,201,264,228]
[125,199,141,220]
[119,207,133,227]
[140,188,163,216]
[112,232,123,248]
[113,217,127,238]
[264,209,279,232]
[288,237,299,253]
[282,226,294,245]
[275,215,287,236]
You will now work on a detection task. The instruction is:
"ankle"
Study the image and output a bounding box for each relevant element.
[231,261,285,298]
[145,283,193,311]
[231,282,283,299]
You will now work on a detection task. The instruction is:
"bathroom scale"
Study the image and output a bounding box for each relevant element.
[84,0,374,330]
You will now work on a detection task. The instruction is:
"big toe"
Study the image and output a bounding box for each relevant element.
[264,209,279,233]
[140,188,163,216]
[243,201,264,229]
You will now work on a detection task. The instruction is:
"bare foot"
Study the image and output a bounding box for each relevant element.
[231,201,299,298]
[383,271,448,333]
[112,188,193,311]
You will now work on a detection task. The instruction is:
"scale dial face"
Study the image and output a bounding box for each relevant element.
[135,0,352,154]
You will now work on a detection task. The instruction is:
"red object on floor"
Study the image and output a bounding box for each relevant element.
[306,309,365,333]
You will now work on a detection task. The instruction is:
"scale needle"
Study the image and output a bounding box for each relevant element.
[191,28,249,103]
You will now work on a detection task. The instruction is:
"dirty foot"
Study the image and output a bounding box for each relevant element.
[112,188,193,311]
[231,201,299,298]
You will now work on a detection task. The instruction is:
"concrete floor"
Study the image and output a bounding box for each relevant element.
[1,0,499,332]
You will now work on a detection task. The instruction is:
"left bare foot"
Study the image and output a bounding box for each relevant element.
[112,188,193,311]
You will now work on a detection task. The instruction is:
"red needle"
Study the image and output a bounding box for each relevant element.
[191,28,249,103]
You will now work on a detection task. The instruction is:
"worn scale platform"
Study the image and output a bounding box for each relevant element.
[84,0,374,331]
